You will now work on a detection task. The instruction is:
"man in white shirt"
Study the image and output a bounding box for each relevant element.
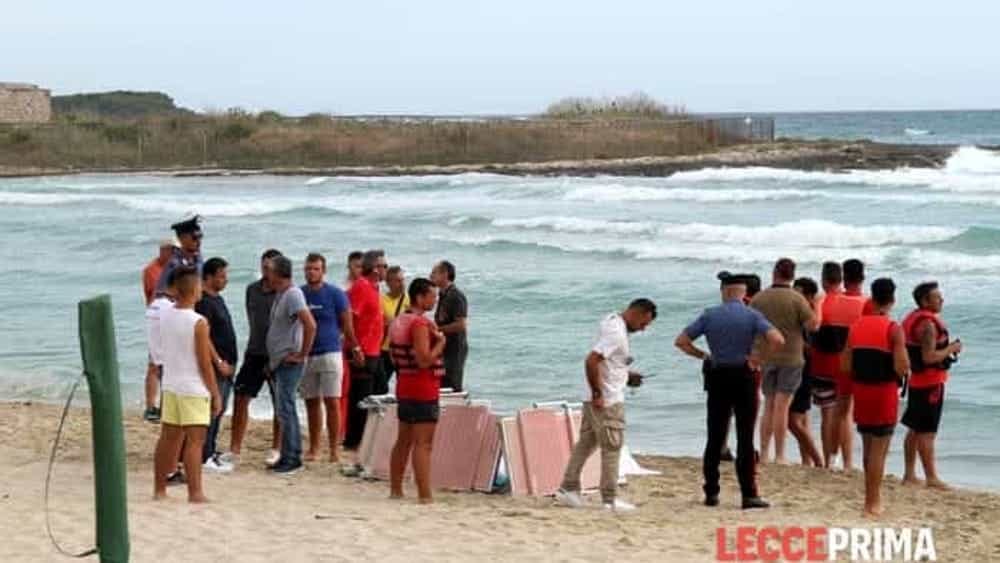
[144,279,175,423]
[556,298,657,512]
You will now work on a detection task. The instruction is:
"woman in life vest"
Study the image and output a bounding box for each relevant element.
[901,281,962,490]
[388,277,447,504]
[842,278,910,518]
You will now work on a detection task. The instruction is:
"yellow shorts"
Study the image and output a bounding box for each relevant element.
[161,391,210,427]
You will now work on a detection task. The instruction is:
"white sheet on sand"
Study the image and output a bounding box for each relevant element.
[619,444,660,478]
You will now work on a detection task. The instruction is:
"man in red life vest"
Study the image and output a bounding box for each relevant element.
[901,281,962,489]
[811,260,867,470]
[843,278,910,518]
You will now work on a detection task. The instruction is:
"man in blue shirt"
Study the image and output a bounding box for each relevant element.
[156,215,204,296]
[301,253,362,464]
[675,272,784,510]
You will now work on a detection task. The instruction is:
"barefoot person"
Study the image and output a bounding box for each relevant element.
[676,272,783,510]
[901,281,962,489]
[750,258,819,464]
[843,278,909,517]
[228,249,283,467]
[266,255,317,475]
[388,278,448,503]
[153,267,221,503]
[789,277,824,467]
[555,298,657,513]
[301,253,361,463]
[811,261,865,470]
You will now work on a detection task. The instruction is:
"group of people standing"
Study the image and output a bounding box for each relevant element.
[558,257,960,517]
[141,216,469,502]
[141,216,959,515]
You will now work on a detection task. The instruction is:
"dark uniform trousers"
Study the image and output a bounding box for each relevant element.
[703,364,759,499]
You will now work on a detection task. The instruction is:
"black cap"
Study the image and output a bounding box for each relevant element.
[717,271,752,287]
[170,215,202,236]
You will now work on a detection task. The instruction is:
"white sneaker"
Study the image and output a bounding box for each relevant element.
[603,498,636,513]
[265,449,281,467]
[217,452,239,467]
[554,488,586,508]
[203,456,234,474]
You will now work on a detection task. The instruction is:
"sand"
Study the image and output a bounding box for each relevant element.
[1,401,997,562]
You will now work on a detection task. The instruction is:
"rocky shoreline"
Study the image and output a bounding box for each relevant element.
[0,140,978,179]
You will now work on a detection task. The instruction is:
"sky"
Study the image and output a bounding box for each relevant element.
[3,0,999,115]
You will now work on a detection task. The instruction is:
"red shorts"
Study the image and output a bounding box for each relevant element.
[836,372,854,398]
[852,382,899,427]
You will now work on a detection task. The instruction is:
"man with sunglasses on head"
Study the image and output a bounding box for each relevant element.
[155,215,205,296]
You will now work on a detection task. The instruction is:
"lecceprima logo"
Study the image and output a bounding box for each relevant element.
[715,527,937,561]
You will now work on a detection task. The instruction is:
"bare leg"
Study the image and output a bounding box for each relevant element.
[863,434,891,518]
[390,423,413,499]
[759,394,775,464]
[820,406,838,468]
[305,398,321,461]
[772,392,793,464]
[154,424,184,499]
[229,394,250,455]
[918,433,948,489]
[144,363,160,410]
[324,397,341,462]
[835,396,854,471]
[902,430,921,485]
[788,412,823,466]
[411,422,437,504]
[183,426,209,503]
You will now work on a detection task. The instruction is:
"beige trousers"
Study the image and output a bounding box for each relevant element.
[559,401,625,503]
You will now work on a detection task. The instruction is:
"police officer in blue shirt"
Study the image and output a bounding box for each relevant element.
[156,215,204,296]
[675,272,785,510]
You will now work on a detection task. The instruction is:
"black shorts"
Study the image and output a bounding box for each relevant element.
[233,353,274,398]
[901,384,945,433]
[857,423,895,437]
[397,400,440,424]
[790,372,813,414]
[810,376,837,409]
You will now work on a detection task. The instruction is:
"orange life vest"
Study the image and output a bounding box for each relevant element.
[848,315,899,385]
[901,309,950,388]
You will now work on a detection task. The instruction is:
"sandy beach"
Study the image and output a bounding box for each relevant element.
[2,401,997,562]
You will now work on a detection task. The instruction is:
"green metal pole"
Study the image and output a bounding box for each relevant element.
[78,295,130,563]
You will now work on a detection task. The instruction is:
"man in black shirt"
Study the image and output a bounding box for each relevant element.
[196,257,238,472]
[431,260,469,392]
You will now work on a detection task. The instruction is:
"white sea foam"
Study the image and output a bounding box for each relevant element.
[905,128,931,136]
[485,217,962,247]
[438,232,993,273]
[563,185,815,203]
[304,176,330,186]
[661,146,1000,193]
[491,216,656,235]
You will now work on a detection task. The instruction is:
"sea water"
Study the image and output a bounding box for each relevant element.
[1,112,998,489]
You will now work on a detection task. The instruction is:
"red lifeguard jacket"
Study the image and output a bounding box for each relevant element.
[849,314,901,427]
[901,309,951,389]
[810,290,866,379]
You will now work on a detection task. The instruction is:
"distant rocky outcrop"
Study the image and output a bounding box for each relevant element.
[52,91,193,118]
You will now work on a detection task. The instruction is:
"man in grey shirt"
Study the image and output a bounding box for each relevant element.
[265,255,316,474]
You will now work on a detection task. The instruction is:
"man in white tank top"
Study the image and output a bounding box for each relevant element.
[153,266,221,503]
